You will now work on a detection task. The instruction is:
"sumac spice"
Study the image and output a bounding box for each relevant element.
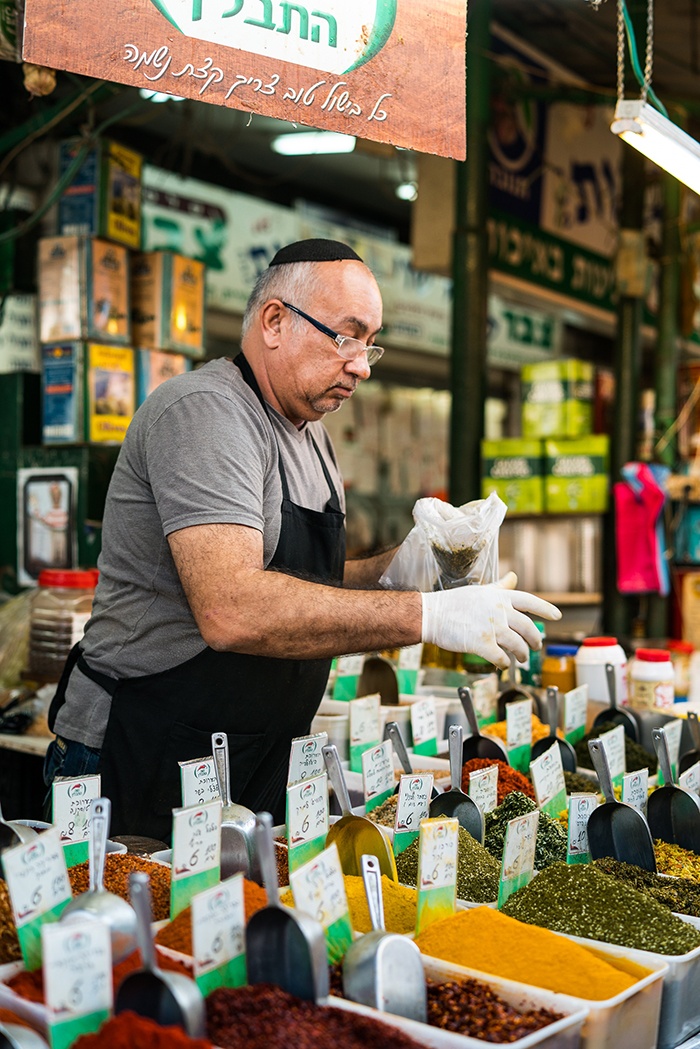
[460,759,535,805]
[72,1010,213,1047]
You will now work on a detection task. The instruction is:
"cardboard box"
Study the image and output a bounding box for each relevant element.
[38,236,131,346]
[0,294,39,373]
[131,252,205,356]
[42,342,135,445]
[136,348,192,406]
[481,438,544,514]
[57,138,142,250]
[522,359,594,439]
[544,436,610,513]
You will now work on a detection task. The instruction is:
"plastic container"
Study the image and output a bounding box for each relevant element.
[667,641,694,702]
[542,644,579,693]
[575,637,628,705]
[27,568,96,682]
[629,649,675,712]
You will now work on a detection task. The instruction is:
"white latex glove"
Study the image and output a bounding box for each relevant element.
[421,584,561,669]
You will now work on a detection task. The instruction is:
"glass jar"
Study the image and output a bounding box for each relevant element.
[667,640,694,702]
[541,643,579,693]
[28,569,96,682]
[629,648,675,711]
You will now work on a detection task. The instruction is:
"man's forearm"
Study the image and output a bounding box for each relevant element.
[343,546,399,588]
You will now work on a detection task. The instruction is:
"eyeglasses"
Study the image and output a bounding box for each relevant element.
[282,301,384,367]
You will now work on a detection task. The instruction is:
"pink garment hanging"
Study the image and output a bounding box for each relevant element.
[614,462,665,593]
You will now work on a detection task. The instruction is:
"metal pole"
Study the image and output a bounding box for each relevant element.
[449,0,490,506]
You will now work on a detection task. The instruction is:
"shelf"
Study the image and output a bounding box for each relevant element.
[536,592,602,606]
[0,732,51,757]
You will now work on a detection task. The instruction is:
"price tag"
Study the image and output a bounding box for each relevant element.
[191,873,247,995]
[657,720,684,785]
[51,774,101,867]
[333,654,365,702]
[622,768,649,816]
[43,919,112,1049]
[680,761,700,795]
[289,842,353,964]
[506,698,532,773]
[288,732,328,787]
[566,793,598,865]
[397,643,423,694]
[564,685,588,745]
[415,817,458,934]
[349,693,381,773]
[468,765,498,814]
[410,698,439,757]
[170,800,222,918]
[497,809,539,907]
[394,774,433,856]
[472,674,499,728]
[529,743,567,818]
[362,739,395,812]
[286,772,329,874]
[600,724,626,788]
[179,756,221,808]
[2,828,72,971]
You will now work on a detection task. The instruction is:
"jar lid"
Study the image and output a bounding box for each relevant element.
[546,644,579,657]
[38,569,96,589]
[635,648,671,662]
[581,636,619,647]
[667,640,694,654]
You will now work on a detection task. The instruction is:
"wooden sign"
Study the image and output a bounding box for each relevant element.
[22,0,466,159]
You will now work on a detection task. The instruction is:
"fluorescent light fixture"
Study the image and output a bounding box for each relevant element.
[395,180,418,202]
[611,99,700,195]
[271,131,356,156]
[139,88,185,103]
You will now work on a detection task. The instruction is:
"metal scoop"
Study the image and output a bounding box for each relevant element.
[385,722,439,799]
[246,811,329,1001]
[60,797,138,963]
[586,738,656,871]
[458,686,510,764]
[648,727,700,852]
[531,687,577,772]
[497,653,543,720]
[592,663,639,741]
[0,801,37,851]
[358,656,399,706]
[115,871,206,1035]
[211,731,257,880]
[679,711,700,775]
[342,854,427,1021]
[0,1025,49,1049]
[429,724,484,842]
[323,744,398,880]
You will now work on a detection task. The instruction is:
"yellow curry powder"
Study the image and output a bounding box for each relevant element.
[414,907,643,1000]
[484,715,552,745]
[280,875,417,935]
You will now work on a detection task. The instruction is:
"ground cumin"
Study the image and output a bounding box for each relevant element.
[414,907,644,1000]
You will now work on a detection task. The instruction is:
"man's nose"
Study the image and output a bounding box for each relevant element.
[344,350,371,381]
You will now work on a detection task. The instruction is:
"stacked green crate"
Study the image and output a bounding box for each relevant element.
[481,439,544,514]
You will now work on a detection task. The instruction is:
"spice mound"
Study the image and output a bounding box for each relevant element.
[655,839,700,881]
[575,721,657,774]
[281,875,416,935]
[502,863,700,955]
[594,856,700,917]
[0,878,20,964]
[366,794,399,827]
[485,792,567,870]
[563,769,599,794]
[73,1010,213,1047]
[484,715,552,746]
[156,879,268,955]
[68,853,171,921]
[397,825,499,903]
[414,907,642,999]
[460,758,535,804]
[207,983,426,1048]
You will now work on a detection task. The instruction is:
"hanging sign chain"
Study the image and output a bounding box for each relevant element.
[616,0,655,103]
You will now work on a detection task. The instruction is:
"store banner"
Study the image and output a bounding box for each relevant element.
[22,1,466,159]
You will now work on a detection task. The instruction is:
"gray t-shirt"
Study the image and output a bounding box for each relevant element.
[55,357,345,749]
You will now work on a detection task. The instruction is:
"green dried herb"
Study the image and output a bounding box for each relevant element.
[575,721,657,774]
[563,770,599,794]
[502,862,700,955]
[594,856,700,917]
[431,542,481,584]
[484,792,567,870]
[366,794,399,827]
[396,825,499,903]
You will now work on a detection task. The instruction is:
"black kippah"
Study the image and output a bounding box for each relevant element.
[268,239,363,266]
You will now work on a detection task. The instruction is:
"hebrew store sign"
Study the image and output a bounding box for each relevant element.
[22,0,467,159]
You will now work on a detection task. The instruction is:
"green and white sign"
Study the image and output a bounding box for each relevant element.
[397,644,423,694]
[506,698,532,773]
[563,685,588,746]
[43,919,112,1049]
[566,793,597,865]
[497,809,538,907]
[333,654,365,702]
[289,842,353,965]
[468,764,498,815]
[680,761,700,795]
[600,724,626,789]
[657,720,683,786]
[415,817,458,934]
[52,774,101,868]
[3,828,72,971]
[530,742,567,818]
[394,774,433,856]
[288,732,328,786]
[170,799,222,918]
[410,698,439,757]
[286,772,329,874]
[180,756,221,808]
[192,873,247,995]
[349,692,380,773]
[622,768,648,816]
[362,739,394,812]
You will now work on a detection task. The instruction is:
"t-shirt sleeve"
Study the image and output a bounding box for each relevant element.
[143,389,274,536]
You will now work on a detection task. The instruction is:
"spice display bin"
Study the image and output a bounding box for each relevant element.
[327,983,588,1049]
[558,931,700,1049]
[0,962,47,1032]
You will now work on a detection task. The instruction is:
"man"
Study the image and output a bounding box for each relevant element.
[44,238,560,839]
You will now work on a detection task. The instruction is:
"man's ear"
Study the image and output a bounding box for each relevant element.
[259,299,285,349]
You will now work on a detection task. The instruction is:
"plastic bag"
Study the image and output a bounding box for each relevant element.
[380,492,507,592]
[0,590,33,690]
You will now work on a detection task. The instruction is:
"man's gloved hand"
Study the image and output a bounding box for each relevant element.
[421,584,561,669]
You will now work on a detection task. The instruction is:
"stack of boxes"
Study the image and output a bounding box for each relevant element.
[481,358,610,515]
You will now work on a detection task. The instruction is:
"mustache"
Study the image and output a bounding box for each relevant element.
[325,381,357,394]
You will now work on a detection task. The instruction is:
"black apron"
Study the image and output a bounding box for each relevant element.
[54,353,345,840]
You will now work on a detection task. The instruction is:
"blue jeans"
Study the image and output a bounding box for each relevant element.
[42,736,101,819]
